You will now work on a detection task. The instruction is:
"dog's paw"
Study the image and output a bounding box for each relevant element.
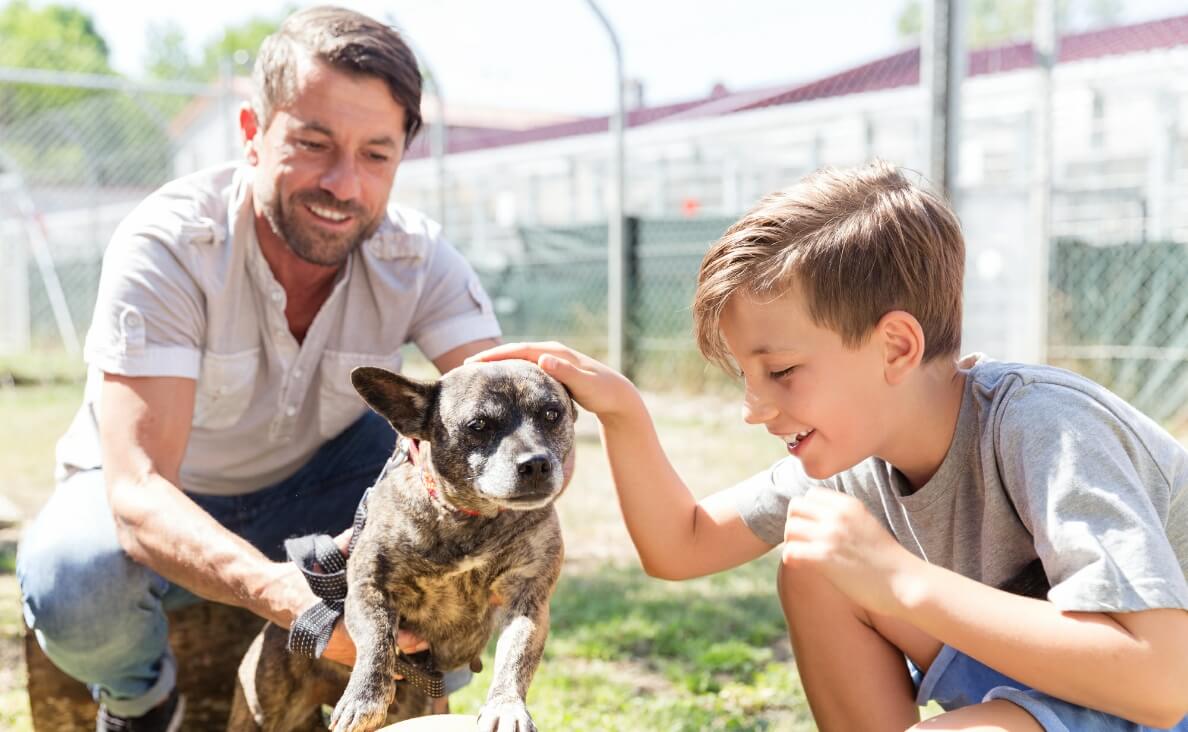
[477,699,536,732]
[329,684,392,732]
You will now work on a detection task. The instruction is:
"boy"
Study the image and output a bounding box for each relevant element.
[471,161,1188,731]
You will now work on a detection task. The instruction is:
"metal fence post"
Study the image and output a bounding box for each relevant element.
[624,215,640,379]
[1032,0,1057,364]
[922,0,964,201]
[582,0,626,373]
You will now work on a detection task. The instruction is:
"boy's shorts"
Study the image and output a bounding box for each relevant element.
[909,644,1188,732]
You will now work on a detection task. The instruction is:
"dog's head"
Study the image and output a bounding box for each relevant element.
[351,360,576,514]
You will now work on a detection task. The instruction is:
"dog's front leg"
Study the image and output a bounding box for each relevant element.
[478,587,552,732]
[330,578,398,732]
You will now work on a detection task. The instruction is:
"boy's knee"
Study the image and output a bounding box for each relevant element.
[776,554,829,597]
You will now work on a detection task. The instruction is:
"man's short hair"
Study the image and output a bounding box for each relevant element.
[693,160,965,370]
[252,6,422,146]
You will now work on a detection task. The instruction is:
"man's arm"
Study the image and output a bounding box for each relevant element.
[100,374,300,616]
[469,341,774,580]
[431,337,501,374]
[98,373,423,667]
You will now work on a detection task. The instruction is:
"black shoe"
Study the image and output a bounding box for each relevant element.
[95,687,185,732]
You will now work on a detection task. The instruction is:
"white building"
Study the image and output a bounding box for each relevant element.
[388,13,1188,366]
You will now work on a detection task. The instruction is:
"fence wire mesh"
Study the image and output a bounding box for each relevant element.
[0,68,237,352]
[4,66,1188,429]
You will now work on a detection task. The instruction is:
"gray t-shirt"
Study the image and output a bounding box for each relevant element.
[732,354,1188,613]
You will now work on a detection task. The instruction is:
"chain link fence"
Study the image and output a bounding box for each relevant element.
[4,65,1188,428]
[479,218,734,390]
[0,67,240,353]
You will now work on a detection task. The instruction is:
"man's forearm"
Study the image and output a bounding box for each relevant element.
[891,561,1188,726]
[108,473,303,626]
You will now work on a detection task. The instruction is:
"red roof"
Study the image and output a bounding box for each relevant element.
[404,13,1188,160]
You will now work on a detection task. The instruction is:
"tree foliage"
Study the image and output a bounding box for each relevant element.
[0,1,175,186]
[143,6,296,82]
[0,0,110,72]
[896,0,1123,47]
[0,0,113,124]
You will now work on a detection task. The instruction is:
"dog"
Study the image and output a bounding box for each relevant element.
[228,360,575,732]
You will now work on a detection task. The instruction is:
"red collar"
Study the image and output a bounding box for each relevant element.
[406,438,485,518]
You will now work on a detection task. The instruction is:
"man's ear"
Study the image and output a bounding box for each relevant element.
[239,104,261,165]
[876,310,925,385]
[351,366,437,440]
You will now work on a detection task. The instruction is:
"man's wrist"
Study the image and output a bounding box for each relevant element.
[245,559,307,628]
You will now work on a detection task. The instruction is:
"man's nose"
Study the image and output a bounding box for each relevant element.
[320,152,362,202]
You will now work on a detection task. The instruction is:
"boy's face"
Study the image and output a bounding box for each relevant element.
[721,287,891,480]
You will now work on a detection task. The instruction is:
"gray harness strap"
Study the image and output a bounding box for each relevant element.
[285,440,447,698]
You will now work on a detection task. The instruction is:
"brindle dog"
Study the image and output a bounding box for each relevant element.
[228,360,574,732]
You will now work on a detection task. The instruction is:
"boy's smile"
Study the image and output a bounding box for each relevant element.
[720,286,891,480]
[781,429,815,454]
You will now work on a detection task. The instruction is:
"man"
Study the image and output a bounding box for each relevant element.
[17,7,500,730]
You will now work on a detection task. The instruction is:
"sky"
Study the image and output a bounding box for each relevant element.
[39,0,1188,116]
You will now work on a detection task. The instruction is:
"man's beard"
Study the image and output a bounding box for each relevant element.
[261,188,381,267]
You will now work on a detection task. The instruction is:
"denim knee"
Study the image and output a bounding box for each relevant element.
[17,470,171,685]
[20,536,169,669]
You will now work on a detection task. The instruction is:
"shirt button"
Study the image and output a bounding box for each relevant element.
[293,368,304,379]
[286,405,297,417]
[271,289,283,303]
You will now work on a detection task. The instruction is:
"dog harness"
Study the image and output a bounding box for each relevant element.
[285,438,448,698]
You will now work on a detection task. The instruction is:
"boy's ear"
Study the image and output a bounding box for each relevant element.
[876,310,925,385]
[350,366,437,441]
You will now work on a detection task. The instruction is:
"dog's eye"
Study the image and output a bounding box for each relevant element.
[543,408,560,422]
[467,418,488,433]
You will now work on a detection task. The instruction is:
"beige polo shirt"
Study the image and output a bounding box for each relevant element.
[56,163,501,496]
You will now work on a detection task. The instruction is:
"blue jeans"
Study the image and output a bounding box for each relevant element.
[17,412,394,717]
[911,644,1188,731]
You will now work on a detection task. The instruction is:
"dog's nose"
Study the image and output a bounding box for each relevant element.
[516,454,551,478]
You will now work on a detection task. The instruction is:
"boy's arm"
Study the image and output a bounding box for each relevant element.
[469,342,774,580]
[902,562,1188,728]
[785,488,1188,728]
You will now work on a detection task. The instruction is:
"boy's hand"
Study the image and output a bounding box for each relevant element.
[466,341,641,421]
[782,488,921,617]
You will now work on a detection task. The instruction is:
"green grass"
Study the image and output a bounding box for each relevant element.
[448,556,816,731]
[0,381,84,518]
[0,349,86,387]
[0,571,32,732]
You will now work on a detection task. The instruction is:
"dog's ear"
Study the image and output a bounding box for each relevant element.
[350,366,437,440]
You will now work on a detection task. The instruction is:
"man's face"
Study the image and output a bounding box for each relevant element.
[720,287,891,480]
[247,56,407,266]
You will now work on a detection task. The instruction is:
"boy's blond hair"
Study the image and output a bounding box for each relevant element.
[693,160,965,370]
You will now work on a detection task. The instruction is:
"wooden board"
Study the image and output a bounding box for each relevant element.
[25,602,264,731]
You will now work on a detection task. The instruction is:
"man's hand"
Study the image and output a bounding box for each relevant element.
[466,341,641,423]
[263,529,428,670]
[782,488,924,617]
